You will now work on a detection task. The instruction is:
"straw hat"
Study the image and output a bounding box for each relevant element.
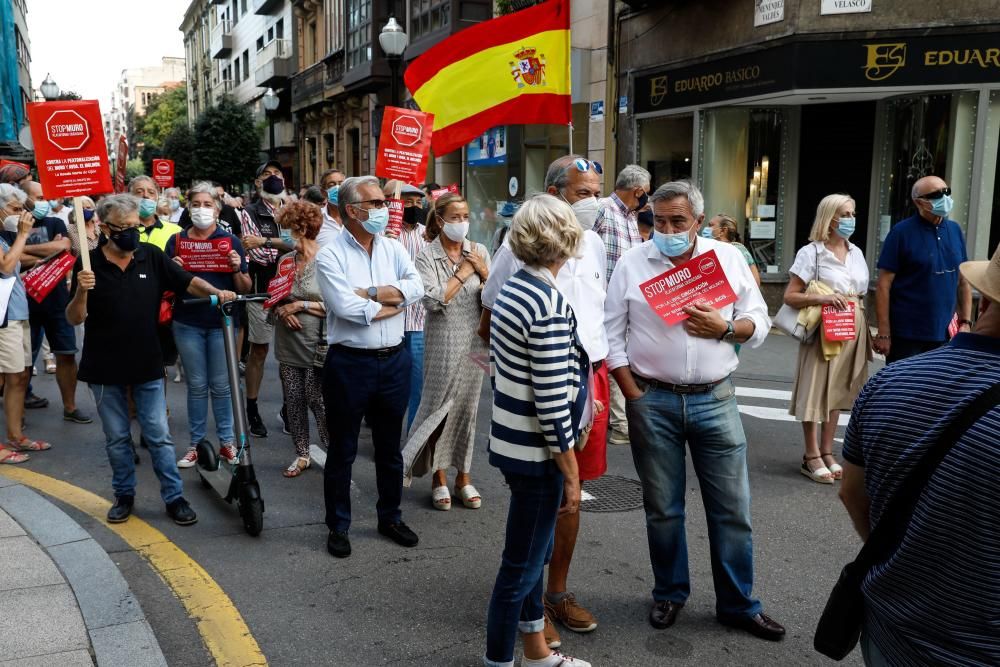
[960,245,1000,304]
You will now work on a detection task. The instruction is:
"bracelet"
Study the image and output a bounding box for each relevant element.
[456,273,467,284]
[875,334,891,340]
[959,319,973,327]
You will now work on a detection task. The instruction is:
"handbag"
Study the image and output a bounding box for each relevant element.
[159,233,182,327]
[775,244,821,341]
[814,380,1000,660]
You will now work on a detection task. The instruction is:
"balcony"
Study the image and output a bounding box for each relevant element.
[213,78,234,99]
[210,20,232,59]
[290,61,325,112]
[254,0,282,15]
[254,39,294,88]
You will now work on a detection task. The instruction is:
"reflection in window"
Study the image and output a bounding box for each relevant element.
[410,0,450,40]
[346,0,371,69]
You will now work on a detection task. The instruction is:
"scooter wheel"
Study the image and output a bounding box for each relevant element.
[238,484,264,537]
[196,440,218,472]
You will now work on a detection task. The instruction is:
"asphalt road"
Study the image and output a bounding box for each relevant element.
[16,337,866,666]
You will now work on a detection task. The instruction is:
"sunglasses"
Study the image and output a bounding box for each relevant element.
[573,159,603,175]
[918,187,951,200]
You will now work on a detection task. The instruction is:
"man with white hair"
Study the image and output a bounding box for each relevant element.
[164,187,184,223]
[605,180,783,640]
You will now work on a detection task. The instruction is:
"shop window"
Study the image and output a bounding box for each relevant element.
[636,114,692,189]
[346,0,372,69]
[411,0,450,41]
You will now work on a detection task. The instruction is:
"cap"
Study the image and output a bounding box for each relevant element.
[256,160,282,179]
[383,179,425,198]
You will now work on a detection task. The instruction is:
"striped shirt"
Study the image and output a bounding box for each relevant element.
[593,192,642,278]
[398,224,428,332]
[488,268,589,477]
[842,333,1000,665]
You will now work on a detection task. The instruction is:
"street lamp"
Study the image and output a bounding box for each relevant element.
[40,73,60,101]
[262,87,279,159]
[379,17,408,107]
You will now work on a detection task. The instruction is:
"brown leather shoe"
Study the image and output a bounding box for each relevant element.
[543,611,561,649]
[648,600,683,629]
[545,593,597,633]
[718,612,786,641]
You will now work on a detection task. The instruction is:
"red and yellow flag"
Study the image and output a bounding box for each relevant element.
[404,0,571,157]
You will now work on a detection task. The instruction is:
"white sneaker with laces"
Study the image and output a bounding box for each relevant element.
[521,651,591,667]
[177,449,198,468]
[219,443,239,465]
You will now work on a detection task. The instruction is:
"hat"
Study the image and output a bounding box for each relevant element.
[960,245,1000,304]
[383,179,424,198]
[255,160,282,179]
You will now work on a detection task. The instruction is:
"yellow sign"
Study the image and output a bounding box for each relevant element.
[863,43,906,81]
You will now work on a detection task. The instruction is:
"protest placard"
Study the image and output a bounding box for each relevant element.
[639,250,737,326]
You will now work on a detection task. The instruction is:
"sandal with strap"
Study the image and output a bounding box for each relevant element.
[820,452,843,480]
[7,436,51,452]
[0,447,29,464]
[432,485,452,511]
[455,484,482,509]
[282,456,310,478]
[801,455,834,484]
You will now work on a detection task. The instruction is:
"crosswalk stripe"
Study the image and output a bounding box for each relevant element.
[738,404,850,426]
[735,387,793,401]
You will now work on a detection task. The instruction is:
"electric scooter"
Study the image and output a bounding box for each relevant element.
[182,293,270,536]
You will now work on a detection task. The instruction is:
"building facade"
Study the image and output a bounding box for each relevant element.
[616,0,1000,306]
[0,0,32,157]
[103,57,187,156]
[181,0,214,123]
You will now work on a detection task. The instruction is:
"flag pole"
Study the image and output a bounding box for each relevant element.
[568,122,573,155]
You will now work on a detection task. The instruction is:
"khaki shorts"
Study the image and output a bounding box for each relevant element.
[246,301,274,345]
[0,321,32,374]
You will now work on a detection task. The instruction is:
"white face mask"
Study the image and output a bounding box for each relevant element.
[570,196,600,231]
[442,221,469,242]
[2,215,19,233]
[190,207,216,229]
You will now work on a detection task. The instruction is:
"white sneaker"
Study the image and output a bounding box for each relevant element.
[177,449,198,468]
[219,443,239,465]
[522,652,591,667]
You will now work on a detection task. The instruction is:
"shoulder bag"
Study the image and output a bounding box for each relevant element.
[814,380,1000,660]
[774,244,820,341]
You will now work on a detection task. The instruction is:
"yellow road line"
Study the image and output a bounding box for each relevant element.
[2,468,266,667]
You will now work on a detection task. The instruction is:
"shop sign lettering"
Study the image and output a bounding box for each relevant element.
[821,0,872,14]
[863,43,906,81]
[925,48,1000,68]
[754,0,784,27]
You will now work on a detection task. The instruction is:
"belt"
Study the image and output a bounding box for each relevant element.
[591,360,604,372]
[633,373,727,395]
[331,342,404,359]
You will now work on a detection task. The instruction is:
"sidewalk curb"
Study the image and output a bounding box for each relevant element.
[0,475,168,667]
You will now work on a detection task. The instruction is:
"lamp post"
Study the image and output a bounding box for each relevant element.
[40,73,60,101]
[262,87,279,159]
[379,17,408,107]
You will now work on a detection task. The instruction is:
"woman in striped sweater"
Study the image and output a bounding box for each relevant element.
[484,195,591,667]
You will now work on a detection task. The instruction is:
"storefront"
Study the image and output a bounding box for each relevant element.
[630,30,1000,303]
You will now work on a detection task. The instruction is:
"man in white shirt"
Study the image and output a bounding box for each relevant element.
[316,168,346,246]
[605,180,784,641]
[315,175,425,560]
[164,188,184,223]
[480,155,608,647]
[49,198,71,223]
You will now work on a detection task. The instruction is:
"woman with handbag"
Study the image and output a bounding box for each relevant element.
[401,192,490,510]
[784,194,872,483]
[271,201,329,478]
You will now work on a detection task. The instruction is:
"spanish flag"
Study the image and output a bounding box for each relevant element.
[404,0,571,157]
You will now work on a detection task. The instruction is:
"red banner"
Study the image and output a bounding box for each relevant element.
[639,250,738,326]
[374,107,434,186]
[26,100,112,198]
[385,198,404,238]
[264,255,296,310]
[0,159,30,172]
[152,159,174,188]
[430,183,460,200]
[177,237,233,273]
[114,134,128,193]
[822,303,856,341]
[24,251,76,303]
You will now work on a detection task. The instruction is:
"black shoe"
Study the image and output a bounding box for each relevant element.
[24,393,48,409]
[166,497,198,526]
[377,520,419,547]
[63,408,93,424]
[107,496,134,523]
[327,531,351,558]
[278,406,290,435]
[718,612,786,641]
[649,600,683,629]
[248,410,268,438]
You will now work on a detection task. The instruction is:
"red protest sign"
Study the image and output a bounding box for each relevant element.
[822,302,856,341]
[385,198,404,238]
[263,255,296,309]
[639,250,738,326]
[114,134,128,193]
[24,251,76,303]
[152,159,174,188]
[430,183,459,200]
[374,107,434,186]
[177,237,234,273]
[26,101,112,198]
[0,159,30,172]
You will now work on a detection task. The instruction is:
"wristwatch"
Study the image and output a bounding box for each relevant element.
[721,321,736,343]
[959,319,973,328]
[367,286,378,300]
[264,238,273,249]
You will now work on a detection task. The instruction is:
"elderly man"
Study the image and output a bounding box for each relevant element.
[317,168,346,246]
[480,155,607,649]
[875,175,973,363]
[164,187,184,223]
[839,246,1000,665]
[605,180,783,640]
[67,194,236,525]
[595,165,651,448]
[129,176,182,250]
[316,175,424,558]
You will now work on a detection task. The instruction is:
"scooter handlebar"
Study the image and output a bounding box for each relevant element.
[181,293,272,306]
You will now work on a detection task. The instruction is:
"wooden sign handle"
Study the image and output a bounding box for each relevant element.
[73,197,91,271]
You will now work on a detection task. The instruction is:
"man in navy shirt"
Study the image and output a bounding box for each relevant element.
[875,175,973,363]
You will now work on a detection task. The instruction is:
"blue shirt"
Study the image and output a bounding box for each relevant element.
[26,217,71,317]
[877,214,967,341]
[0,232,28,322]
[165,228,248,329]
[315,227,423,349]
[842,333,1000,665]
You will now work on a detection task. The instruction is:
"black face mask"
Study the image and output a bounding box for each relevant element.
[262,175,284,195]
[108,227,140,252]
[635,191,649,212]
[637,209,654,228]
[403,206,426,226]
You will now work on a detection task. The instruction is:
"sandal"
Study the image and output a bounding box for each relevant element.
[820,452,843,480]
[7,436,51,452]
[432,485,452,511]
[455,484,482,509]
[0,447,29,464]
[283,456,310,478]
[800,456,834,484]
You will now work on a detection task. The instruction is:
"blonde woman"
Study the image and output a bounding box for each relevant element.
[784,194,872,483]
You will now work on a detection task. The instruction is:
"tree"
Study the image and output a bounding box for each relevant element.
[143,124,197,190]
[54,91,82,100]
[193,96,261,192]
[135,86,188,149]
[125,159,146,181]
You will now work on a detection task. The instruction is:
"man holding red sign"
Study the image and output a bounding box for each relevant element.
[604,181,783,641]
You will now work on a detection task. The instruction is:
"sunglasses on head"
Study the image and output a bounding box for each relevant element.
[918,187,951,200]
[573,159,603,175]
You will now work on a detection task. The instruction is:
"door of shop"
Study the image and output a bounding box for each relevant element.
[795,102,876,252]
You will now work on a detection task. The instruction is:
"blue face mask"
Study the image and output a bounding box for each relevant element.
[31,200,50,220]
[834,217,855,239]
[361,207,389,235]
[138,198,157,219]
[279,228,294,245]
[652,228,694,258]
[327,185,339,205]
[700,226,713,239]
[930,194,953,218]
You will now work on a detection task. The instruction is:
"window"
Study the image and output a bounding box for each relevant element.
[241,0,247,15]
[232,0,239,23]
[242,50,250,81]
[267,26,274,42]
[256,36,264,52]
[410,0,450,40]
[346,0,372,69]
[276,18,284,40]
[234,57,241,84]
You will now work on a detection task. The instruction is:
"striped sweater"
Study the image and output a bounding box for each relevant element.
[488,268,589,476]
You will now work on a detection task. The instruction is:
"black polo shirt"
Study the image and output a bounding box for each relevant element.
[71,245,194,386]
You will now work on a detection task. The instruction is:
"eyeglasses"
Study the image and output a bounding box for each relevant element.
[104,222,138,233]
[573,159,603,175]
[351,199,387,209]
[917,187,951,200]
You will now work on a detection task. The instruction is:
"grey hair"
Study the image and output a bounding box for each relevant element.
[186,181,221,210]
[67,196,96,225]
[338,175,381,220]
[97,194,140,226]
[507,193,582,267]
[650,180,705,217]
[164,187,180,198]
[543,154,586,193]
[128,175,157,194]
[615,164,651,190]
[0,183,28,209]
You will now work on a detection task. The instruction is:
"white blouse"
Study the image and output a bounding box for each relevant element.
[789,241,869,295]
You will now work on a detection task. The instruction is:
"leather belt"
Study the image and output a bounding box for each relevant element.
[633,373,727,395]
[331,342,405,359]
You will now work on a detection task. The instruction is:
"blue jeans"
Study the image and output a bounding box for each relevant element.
[404,331,424,428]
[626,376,761,617]
[484,472,562,666]
[172,321,234,446]
[90,380,183,504]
